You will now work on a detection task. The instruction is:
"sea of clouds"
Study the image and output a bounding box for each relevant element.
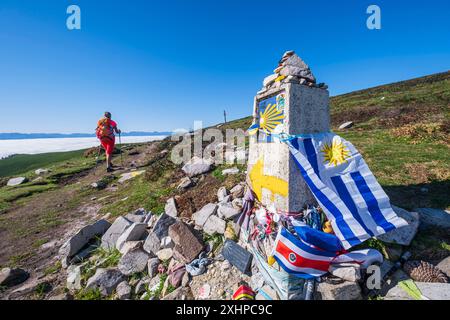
[0,136,166,159]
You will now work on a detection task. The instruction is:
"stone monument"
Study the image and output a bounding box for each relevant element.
[247,51,330,212]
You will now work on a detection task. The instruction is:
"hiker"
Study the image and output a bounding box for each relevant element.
[96,111,121,172]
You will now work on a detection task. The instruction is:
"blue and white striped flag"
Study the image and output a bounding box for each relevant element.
[286,133,408,249]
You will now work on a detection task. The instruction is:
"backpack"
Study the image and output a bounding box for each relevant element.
[96,117,114,140]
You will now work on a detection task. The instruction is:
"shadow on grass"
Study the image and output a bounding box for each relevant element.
[384,180,450,211]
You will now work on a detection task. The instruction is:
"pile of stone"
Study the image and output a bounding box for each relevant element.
[259,50,328,94]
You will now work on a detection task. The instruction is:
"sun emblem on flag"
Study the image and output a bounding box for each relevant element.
[321,138,350,166]
[288,253,297,263]
[259,103,284,134]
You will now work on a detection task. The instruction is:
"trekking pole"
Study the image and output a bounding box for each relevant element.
[118,132,124,168]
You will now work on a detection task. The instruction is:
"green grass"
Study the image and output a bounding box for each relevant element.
[0,149,88,177]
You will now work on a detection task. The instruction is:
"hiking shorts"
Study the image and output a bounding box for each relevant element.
[100,137,115,155]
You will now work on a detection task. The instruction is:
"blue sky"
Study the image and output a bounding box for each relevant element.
[0,0,449,133]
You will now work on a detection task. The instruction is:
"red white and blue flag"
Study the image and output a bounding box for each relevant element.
[273,227,338,279]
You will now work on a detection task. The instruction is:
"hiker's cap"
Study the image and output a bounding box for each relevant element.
[104,111,112,119]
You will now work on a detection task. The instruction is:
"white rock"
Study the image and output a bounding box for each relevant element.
[217,203,241,220]
[118,241,143,255]
[66,265,82,291]
[165,198,178,218]
[115,223,147,251]
[160,236,174,249]
[101,216,132,250]
[384,282,450,300]
[35,168,49,175]
[7,177,28,186]
[182,156,213,177]
[339,121,354,130]
[329,263,362,282]
[217,187,228,202]
[230,184,244,199]
[222,168,239,175]
[118,170,145,184]
[156,248,173,261]
[203,215,226,235]
[192,203,218,227]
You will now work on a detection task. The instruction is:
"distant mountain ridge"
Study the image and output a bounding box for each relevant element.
[0,131,172,140]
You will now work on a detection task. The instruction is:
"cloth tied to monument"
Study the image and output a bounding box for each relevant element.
[285,132,408,249]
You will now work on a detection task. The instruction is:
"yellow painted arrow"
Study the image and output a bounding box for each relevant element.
[249,158,288,202]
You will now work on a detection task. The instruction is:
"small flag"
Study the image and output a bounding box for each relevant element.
[273,227,337,279]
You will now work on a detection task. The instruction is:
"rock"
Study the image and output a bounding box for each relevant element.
[217,203,241,220]
[7,177,28,186]
[60,219,111,267]
[316,281,362,300]
[148,274,162,293]
[192,203,218,228]
[66,265,82,291]
[118,248,151,276]
[115,223,147,251]
[339,121,354,130]
[168,221,204,264]
[162,286,194,300]
[437,257,450,278]
[263,74,278,87]
[222,167,239,175]
[279,54,316,82]
[85,268,124,296]
[160,236,174,249]
[165,198,178,218]
[230,184,244,199]
[182,156,213,177]
[118,241,143,255]
[143,232,162,255]
[384,245,403,262]
[156,248,173,261]
[118,170,145,184]
[116,281,131,300]
[152,213,177,240]
[135,277,151,295]
[217,187,228,202]
[384,281,450,300]
[91,180,107,190]
[377,206,419,246]
[101,216,132,250]
[177,177,194,190]
[147,258,160,278]
[232,198,244,210]
[414,208,450,229]
[222,239,253,274]
[181,272,190,287]
[256,285,279,300]
[35,168,49,175]
[197,283,211,300]
[329,264,361,282]
[203,215,226,235]
[125,208,147,223]
[0,268,29,288]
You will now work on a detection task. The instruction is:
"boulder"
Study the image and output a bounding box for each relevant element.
[203,216,226,235]
[192,204,218,228]
[148,258,160,278]
[384,281,450,300]
[118,170,146,184]
[143,232,162,255]
[162,286,194,300]
[316,281,362,300]
[182,156,213,177]
[7,177,28,187]
[118,248,152,276]
[152,213,176,240]
[0,268,29,288]
[115,223,147,251]
[119,241,143,255]
[168,221,204,264]
[217,203,241,220]
[230,184,244,199]
[59,219,111,267]
[437,257,450,278]
[66,265,82,291]
[339,121,354,130]
[377,206,419,246]
[217,187,228,202]
[414,208,450,229]
[222,168,239,175]
[165,198,178,218]
[85,268,124,296]
[156,248,174,261]
[116,281,131,300]
[101,216,132,250]
[177,177,194,190]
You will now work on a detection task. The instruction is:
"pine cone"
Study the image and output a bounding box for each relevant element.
[404,260,449,283]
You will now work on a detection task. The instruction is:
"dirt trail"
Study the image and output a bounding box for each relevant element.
[0,142,158,299]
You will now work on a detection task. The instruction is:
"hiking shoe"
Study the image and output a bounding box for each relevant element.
[106,167,114,173]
